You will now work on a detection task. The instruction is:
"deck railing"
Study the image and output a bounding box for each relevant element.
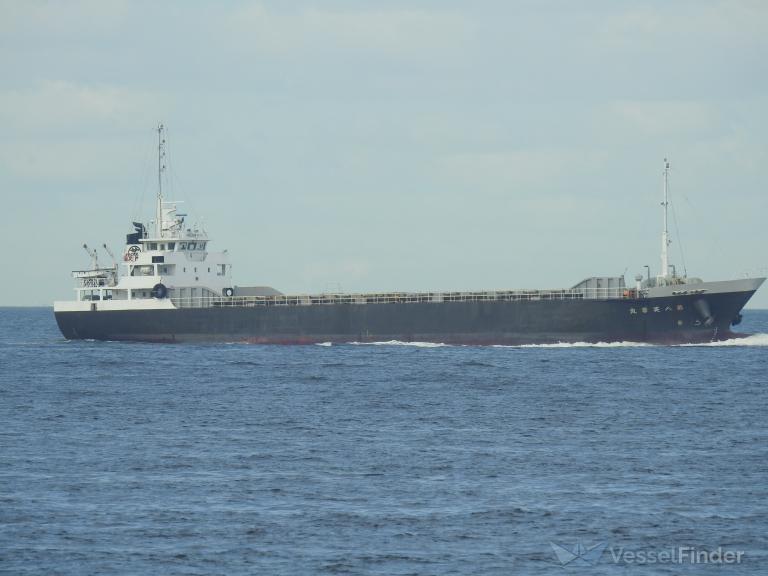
[170,287,634,309]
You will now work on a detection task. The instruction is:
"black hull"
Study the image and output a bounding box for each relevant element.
[54,290,757,345]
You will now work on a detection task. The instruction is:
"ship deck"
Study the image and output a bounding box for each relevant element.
[173,287,631,309]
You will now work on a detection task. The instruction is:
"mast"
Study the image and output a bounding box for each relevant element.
[660,158,671,278]
[156,123,166,238]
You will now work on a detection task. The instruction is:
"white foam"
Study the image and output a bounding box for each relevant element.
[350,340,450,348]
[492,341,652,349]
[232,333,768,348]
[676,333,768,347]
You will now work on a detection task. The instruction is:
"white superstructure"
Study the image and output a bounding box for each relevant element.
[54,124,232,313]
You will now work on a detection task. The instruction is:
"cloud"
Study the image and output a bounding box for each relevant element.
[222,3,472,60]
[598,1,768,49]
[609,100,719,136]
[434,148,608,194]
[0,81,165,181]
[0,0,128,39]
[0,81,163,134]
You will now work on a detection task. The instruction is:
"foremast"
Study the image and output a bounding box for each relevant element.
[660,158,671,279]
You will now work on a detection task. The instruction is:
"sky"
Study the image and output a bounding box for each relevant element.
[1,0,767,307]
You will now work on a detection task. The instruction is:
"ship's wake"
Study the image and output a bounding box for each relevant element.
[320,334,768,348]
[349,340,649,348]
[493,341,653,348]
[350,340,450,348]
[676,333,768,347]
[501,334,768,348]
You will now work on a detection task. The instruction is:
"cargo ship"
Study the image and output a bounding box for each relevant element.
[54,126,764,344]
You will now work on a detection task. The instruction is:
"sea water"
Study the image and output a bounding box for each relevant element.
[1,308,767,575]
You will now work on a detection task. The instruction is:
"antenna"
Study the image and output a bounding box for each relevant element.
[660,158,671,279]
[82,243,99,270]
[157,123,166,238]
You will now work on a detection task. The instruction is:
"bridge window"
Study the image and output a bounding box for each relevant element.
[130,265,154,277]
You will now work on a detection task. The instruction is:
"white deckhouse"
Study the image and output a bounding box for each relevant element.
[54,125,233,313]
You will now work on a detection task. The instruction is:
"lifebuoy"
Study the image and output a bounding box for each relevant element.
[152,283,168,299]
[223,287,234,297]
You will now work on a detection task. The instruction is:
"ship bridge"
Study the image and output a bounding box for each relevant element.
[57,124,234,311]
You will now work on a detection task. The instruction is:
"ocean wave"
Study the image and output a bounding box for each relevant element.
[315,342,333,347]
[458,359,498,367]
